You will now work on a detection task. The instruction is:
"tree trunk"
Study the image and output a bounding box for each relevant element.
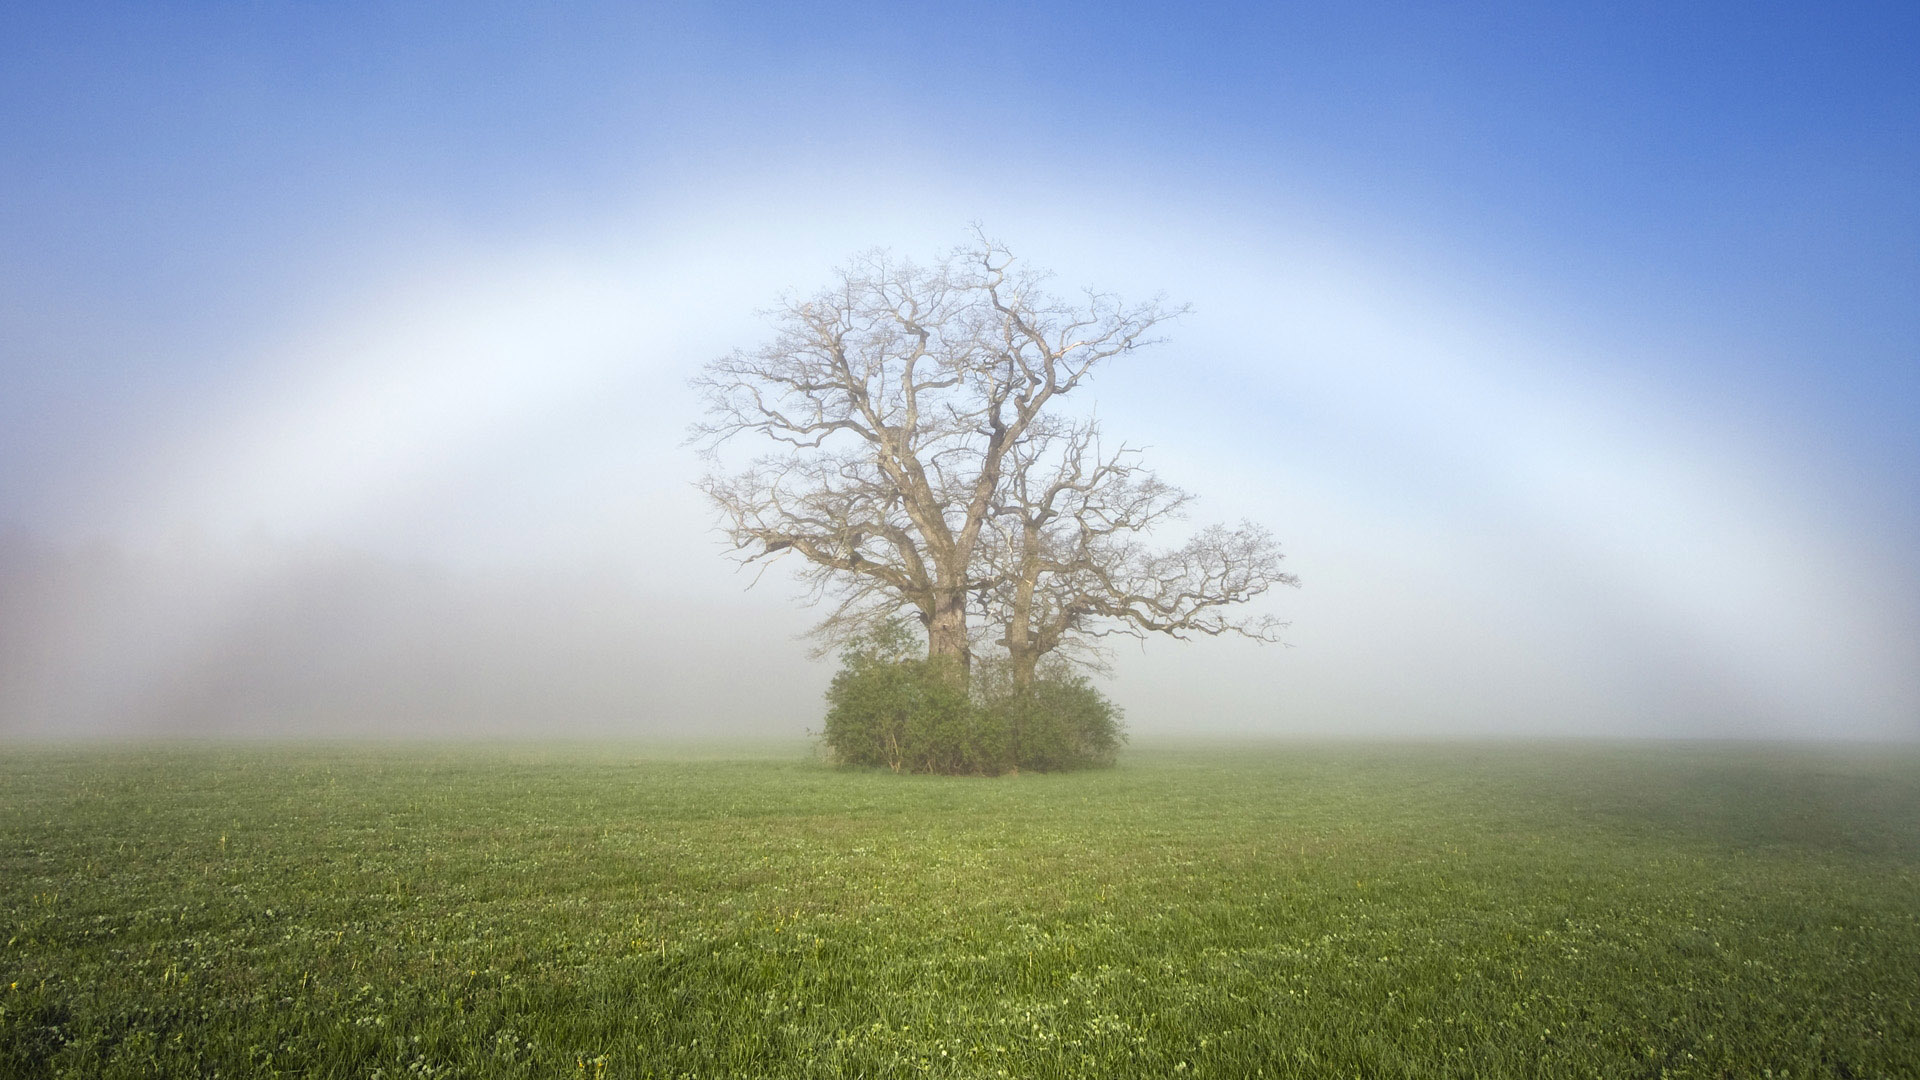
[924,590,971,682]
[1010,648,1038,691]
[1006,522,1042,690]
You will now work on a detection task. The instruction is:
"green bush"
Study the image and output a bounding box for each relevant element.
[819,647,990,775]
[984,671,1126,772]
[821,625,1123,775]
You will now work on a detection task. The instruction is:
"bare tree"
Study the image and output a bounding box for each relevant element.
[979,416,1296,688]
[692,234,1174,678]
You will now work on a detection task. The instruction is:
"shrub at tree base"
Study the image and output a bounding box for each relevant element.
[980,675,1124,773]
[821,642,1123,775]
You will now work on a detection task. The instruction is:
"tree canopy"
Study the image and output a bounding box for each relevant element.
[693,233,1295,691]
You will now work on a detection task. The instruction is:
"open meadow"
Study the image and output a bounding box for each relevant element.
[2,741,1916,1078]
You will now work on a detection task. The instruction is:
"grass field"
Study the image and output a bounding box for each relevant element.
[2,740,1916,1078]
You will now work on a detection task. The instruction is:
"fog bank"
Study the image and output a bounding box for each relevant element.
[0,534,822,740]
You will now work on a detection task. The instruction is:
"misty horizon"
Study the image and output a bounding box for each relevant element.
[3,517,1911,743]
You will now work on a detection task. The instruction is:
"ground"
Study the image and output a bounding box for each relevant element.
[2,740,1916,1077]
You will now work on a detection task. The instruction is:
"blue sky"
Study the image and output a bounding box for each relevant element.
[2,2,1915,738]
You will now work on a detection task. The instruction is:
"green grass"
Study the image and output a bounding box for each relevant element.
[2,740,1916,1078]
